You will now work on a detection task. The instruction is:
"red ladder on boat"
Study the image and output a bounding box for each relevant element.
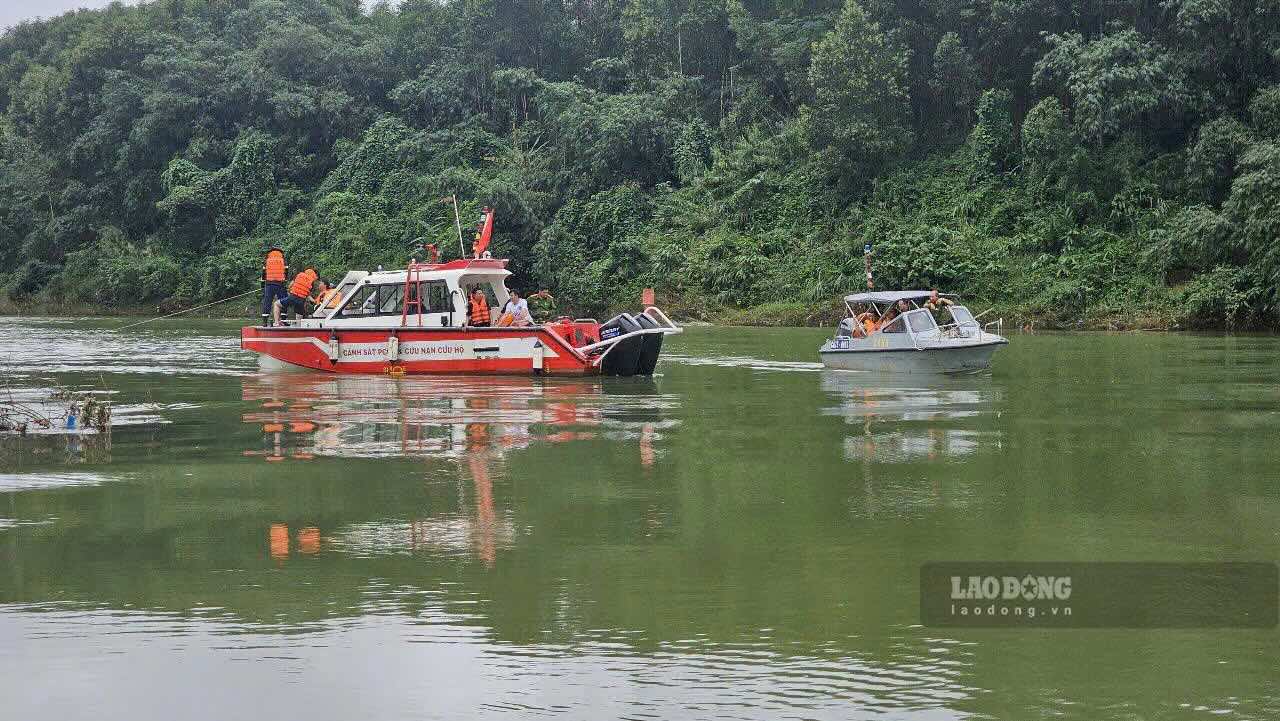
[400,261,426,327]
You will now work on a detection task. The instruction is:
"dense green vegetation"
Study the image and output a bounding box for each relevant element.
[1,0,1279,327]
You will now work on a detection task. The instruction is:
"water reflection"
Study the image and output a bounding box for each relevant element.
[240,374,675,461]
[240,374,679,568]
[819,371,1003,463]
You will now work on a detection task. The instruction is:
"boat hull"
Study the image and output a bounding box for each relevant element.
[819,340,1005,374]
[242,326,602,376]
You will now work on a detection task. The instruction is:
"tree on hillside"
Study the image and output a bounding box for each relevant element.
[801,0,912,182]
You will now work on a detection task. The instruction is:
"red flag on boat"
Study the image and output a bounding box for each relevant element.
[472,206,494,257]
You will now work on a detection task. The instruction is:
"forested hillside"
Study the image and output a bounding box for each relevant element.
[2,0,1279,327]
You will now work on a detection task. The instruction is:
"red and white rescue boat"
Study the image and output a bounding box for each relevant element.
[241,258,682,376]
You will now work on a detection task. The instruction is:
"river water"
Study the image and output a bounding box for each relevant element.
[1,317,1277,720]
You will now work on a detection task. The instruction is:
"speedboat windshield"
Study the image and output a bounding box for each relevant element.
[949,305,978,327]
[906,310,937,333]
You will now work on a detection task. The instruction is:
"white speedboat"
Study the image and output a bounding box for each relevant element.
[819,291,1007,374]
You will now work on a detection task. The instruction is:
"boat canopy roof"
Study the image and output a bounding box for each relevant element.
[348,258,511,286]
[843,290,956,304]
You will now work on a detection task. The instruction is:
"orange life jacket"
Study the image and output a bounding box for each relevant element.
[469,295,490,325]
[289,269,316,298]
[264,249,286,282]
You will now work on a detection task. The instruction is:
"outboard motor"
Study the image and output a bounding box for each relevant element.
[598,313,644,376]
[633,313,664,375]
[837,318,855,337]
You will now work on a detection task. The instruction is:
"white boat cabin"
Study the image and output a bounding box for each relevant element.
[294,259,513,329]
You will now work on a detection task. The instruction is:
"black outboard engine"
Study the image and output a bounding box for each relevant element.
[633,313,664,375]
[598,313,645,376]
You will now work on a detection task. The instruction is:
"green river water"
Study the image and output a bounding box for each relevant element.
[1,317,1278,720]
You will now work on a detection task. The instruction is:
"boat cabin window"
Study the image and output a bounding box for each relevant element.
[337,284,401,318]
[337,281,455,318]
[461,281,499,308]
[907,310,937,333]
[419,281,451,313]
[881,316,906,333]
[377,284,405,314]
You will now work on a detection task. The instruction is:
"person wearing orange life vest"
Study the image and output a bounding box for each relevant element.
[261,248,288,326]
[273,267,320,325]
[316,284,342,310]
[466,287,491,327]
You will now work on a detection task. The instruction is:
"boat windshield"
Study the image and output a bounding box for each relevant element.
[906,310,937,333]
[313,280,358,317]
[881,316,906,333]
[949,305,978,327]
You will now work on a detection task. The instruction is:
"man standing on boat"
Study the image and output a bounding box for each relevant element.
[467,287,491,327]
[261,247,288,326]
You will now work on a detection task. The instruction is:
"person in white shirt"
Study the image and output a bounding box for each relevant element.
[501,289,532,327]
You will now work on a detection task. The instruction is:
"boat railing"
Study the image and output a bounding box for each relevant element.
[572,307,683,368]
[931,317,1002,342]
[642,306,683,333]
[983,318,1004,340]
[936,321,975,338]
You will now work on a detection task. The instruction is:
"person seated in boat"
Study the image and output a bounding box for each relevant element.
[467,286,491,327]
[316,283,342,311]
[854,309,877,336]
[527,289,556,323]
[879,306,905,332]
[273,267,319,325]
[498,289,532,327]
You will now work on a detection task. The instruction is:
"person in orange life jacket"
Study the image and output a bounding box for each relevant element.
[467,287,491,327]
[273,268,321,325]
[850,307,876,337]
[261,247,288,325]
[880,302,910,332]
[316,284,342,310]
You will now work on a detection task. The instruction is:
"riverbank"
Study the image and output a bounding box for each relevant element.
[0,295,1198,332]
[651,295,1188,331]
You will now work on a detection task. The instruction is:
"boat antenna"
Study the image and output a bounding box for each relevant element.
[863,241,874,290]
[447,194,466,258]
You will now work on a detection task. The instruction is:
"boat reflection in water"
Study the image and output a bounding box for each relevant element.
[820,370,1004,464]
[241,374,674,460]
[242,374,676,566]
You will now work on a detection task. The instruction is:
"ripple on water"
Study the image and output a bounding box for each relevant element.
[663,354,826,372]
[474,629,980,720]
[0,317,249,377]
[0,471,119,492]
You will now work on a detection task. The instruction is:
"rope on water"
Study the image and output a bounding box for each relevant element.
[116,288,260,331]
